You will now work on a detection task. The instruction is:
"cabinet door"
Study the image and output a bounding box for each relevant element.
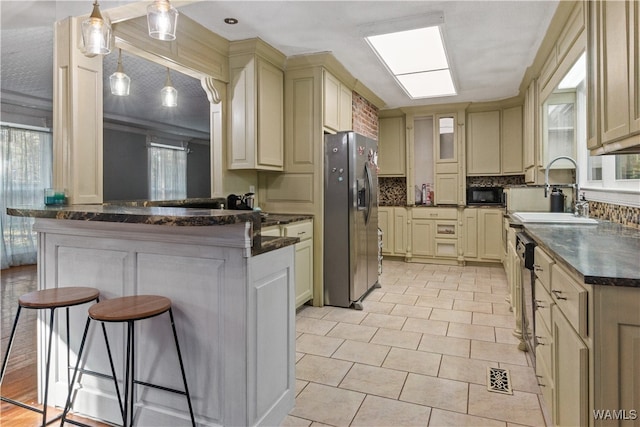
[393,207,407,255]
[295,238,313,307]
[501,106,523,174]
[478,209,503,261]
[552,305,589,427]
[435,174,458,205]
[523,81,537,169]
[323,71,340,131]
[378,207,392,254]
[257,59,284,169]
[463,208,478,258]
[378,117,406,176]
[467,111,501,175]
[411,219,433,257]
[436,115,457,163]
[339,84,353,131]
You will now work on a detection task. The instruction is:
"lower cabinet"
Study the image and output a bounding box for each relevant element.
[463,207,503,262]
[378,207,407,256]
[263,220,314,308]
[409,208,458,263]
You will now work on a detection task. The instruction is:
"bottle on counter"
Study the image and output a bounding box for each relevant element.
[421,184,427,205]
[425,183,432,206]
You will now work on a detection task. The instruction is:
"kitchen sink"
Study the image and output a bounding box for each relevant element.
[513,212,598,224]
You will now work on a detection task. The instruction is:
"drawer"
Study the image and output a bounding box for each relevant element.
[435,220,457,238]
[534,279,553,331]
[283,220,313,241]
[551,264,588,337]
[412,207,457,220]
[435,238,457,258]
[534,246,554,292]
[535,348,554,409]
[535,310,553,371]
[261,225,281,237]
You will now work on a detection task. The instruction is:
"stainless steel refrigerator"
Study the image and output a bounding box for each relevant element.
[324,131,380,309]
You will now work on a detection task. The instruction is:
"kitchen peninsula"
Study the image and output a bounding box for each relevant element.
[7,204,298,426]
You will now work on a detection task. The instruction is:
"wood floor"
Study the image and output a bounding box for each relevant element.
[1,265,110,426]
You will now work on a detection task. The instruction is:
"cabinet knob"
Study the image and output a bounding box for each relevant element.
[535,337,545,345]
[551,289,567,300]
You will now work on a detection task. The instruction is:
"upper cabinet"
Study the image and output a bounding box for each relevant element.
[466,105,523,176]
[378,114,406,176]
[523,80,538,183]
[228,39,285,171]
[587,0,640,154]
[323,71,353,132]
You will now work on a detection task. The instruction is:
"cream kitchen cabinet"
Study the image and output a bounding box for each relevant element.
[587,0,640,153]
[463,207,503,262]
[379,207,407,256]
[523,80,538,183]
[466,106,523,176]
[323,70,352,132]
[378,115,406,176]
[228,40,285,170]
[409,208,458,262]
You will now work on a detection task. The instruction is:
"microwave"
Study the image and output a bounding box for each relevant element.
[466,187,504,205]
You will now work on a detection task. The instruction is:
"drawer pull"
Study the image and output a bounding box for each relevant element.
[533,264,543,272]
[535,337,545,345]
[297,231,306,235]
[551,289,567,300]
[534,300,546,310]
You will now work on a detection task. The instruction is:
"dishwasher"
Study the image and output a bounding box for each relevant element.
[516,231,537,368]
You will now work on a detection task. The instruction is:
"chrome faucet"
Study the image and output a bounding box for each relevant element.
[544,156,587,216]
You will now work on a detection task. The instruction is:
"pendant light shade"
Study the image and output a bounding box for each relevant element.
[147,0,179,41]
[161,68,178,107]
[81,1,112,56]
[109,49,131,96]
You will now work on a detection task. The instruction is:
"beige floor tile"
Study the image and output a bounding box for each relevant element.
[458,282,493,293]
[380,292,418,305]
[297,306,333,319]
[361,312,407,330]
[453,299,494,314]
[439,289,475,301]
[416,295,454,310]
[326,322,378,342]
[499,362,542,394]
[382,284,409,293]
[475,291,510,304]
[430,307,473,324]
[296,351,305,362]
[361,300,395,314]
[351,395,431,426]
[418,333,471,358]
[428,408,506,427]
[390,304,433,320]
[364,290,384,302]
[467,383,545,426]
[378,276,399,286]
[382,347,441,377]
[332,339,391,366]
[400,373,468,413]
[296,354,353,386]
[448,322,496,342]
[473,312,517,328]
[414,271,436,281]
[438,354,499,385]
[339,363,407,399]
[471,340,528,366]
[404,286,441,297]
[295,379,309,396]
[323,307,368,324]
[494,327,521,345]
[403,317,449,336]
[290,382,365,426]
[426,280,459,290]
[295,316,337,335]
[493,302,514,316]
[371,327,422,350]
[296,333,345,357]
[281,415,313,426]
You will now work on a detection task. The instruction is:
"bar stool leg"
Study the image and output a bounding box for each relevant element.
[123,320,134,427]
[168,308,196,427]
[60,317,91,425]
[100,322,124,418]
[0,306,22,383]
[41,307,56,427]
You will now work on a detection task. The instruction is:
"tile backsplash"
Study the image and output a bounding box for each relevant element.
[379,177,406,206]
[589,201,639,229]
[466,176,525,187]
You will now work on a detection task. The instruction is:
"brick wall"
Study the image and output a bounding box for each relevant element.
[352,92,379,140]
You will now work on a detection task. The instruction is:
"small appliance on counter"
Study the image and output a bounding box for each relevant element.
[226,193,255,210]
[549,187,565,212]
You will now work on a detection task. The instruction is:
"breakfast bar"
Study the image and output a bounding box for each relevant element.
[7,205,298,426]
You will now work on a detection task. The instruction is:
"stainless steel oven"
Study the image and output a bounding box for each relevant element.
[516,231,537,367]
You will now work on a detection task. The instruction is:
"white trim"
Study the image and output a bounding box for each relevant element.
[582,187,640,208]
[0,121,51,133]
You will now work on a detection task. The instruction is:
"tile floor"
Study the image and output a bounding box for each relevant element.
[282,260,549,427]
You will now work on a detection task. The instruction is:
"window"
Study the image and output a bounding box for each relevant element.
[148,142,187,201]
[1,124,53,269]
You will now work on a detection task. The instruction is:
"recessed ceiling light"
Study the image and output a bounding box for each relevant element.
[224,18,239,25]
[366,25,456,99]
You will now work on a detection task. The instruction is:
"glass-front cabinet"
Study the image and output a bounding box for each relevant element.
[436,115,456,163]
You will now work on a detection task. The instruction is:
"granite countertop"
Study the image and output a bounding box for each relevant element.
[6,204,299,256]
[262,213,314,227]
[521,221,640,287]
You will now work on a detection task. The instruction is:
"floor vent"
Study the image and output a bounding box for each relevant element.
[487,367,513,395]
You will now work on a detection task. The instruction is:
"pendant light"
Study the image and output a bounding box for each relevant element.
[161,68,178,107]
[109,49,131,96]
[147,0,179,41]
[81,1,112,56]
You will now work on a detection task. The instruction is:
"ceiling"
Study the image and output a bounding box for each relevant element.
[0,0,559,137]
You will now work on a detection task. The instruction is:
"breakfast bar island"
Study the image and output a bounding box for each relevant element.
[7,205,298,427]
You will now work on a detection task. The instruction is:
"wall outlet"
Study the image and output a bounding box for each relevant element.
[249,185,255,193]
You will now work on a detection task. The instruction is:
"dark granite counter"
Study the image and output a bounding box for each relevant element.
[262,213,314,227]
[7,204,298,256]
[522,221,640,287]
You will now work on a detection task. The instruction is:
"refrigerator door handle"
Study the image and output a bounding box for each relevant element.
[364,162,373,225]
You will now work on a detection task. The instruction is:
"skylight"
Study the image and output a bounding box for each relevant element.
[366,26,456,99]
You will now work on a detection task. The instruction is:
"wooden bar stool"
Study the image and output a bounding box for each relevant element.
[61,295,195,427]
[0,287,106,427]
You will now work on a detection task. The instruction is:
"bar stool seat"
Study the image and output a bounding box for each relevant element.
[1,287,101,427]
[61,295,195,427]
